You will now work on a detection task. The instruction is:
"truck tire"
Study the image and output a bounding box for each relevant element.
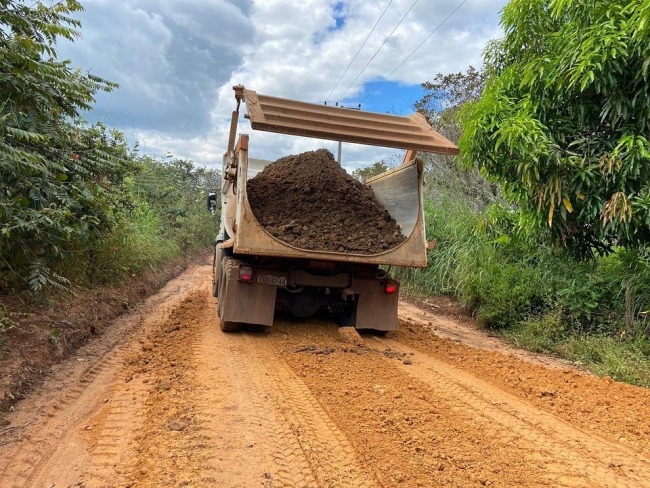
[219,317,241,332]
[211,267,219,297]
[211,245,223,297]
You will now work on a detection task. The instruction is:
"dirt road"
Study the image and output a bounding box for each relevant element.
[1,265,649,488]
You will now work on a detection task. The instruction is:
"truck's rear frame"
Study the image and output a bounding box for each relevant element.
[212,86,458,332]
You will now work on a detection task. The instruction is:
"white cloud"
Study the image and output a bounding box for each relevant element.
[60,0,508,170]
[60,0,254,136]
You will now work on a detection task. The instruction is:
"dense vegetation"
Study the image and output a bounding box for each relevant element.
[397,0,650,386]
[396,194,650,386]
[0,0,219,304]
[459,0,650,257]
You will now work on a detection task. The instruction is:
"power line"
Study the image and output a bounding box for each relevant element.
[362,0,468,104]
[325,0,394,103]
[337,0,420,103]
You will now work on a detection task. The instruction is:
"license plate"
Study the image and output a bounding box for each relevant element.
[257,274,287,286]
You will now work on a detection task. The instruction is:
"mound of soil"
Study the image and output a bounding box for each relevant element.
[247,149,406,254]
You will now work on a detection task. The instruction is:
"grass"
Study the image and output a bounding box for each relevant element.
[503,315,650,387]
[395,191,650,388]
[394,197,482,297]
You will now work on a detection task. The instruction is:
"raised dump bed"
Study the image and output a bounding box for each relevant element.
[221,144,428,267]
[212,86,458,332]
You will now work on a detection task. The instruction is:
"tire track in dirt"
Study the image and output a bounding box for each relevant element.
[245,334,378,488]
[79,372,150,488]
[272,318,650,487]
[108,289,235,487]
[0,337,146,488]
[0,266,204,488]
[116,279,375,488]
[273,324,553,487]
[374,337,650,488]
[118,288,284,487]
[219,339,320,487]
[395,313,650,457]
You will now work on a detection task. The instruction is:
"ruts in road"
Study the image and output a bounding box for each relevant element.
[1,265,649,487]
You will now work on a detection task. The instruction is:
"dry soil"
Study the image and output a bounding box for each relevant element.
[1,265,649,488]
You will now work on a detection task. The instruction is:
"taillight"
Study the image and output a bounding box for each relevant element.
[384,280,398,294]
[239,265,253,282]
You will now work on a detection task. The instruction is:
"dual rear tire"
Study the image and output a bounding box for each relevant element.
[211,245,224,297]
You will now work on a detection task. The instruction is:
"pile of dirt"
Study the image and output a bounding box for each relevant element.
[247,149,405,254]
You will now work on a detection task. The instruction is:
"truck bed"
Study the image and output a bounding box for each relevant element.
[221,143,427,267]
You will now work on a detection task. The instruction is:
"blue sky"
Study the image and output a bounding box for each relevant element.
[60,0,509,170]
[351,80,425,115]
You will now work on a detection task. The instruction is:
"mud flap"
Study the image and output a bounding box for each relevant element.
[353,279,399,331]
[220,258,277,326]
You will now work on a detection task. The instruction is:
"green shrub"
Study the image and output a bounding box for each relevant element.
[501,309,566,353]
[0,2,221,296]
[465,258,552,328]
[397,193,562,327]
[92,204,180,282]
[395,189,650,386]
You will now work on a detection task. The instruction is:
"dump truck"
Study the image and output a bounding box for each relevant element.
[210,85,458,332]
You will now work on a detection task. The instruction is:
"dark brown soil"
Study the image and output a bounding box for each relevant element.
[247,149,405,254]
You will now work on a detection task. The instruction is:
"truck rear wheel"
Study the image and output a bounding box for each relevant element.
[217,284,240,332]
[211,265,219,297]
[212,245,224,297]
[217,256,240,332]
[219,317,241,332]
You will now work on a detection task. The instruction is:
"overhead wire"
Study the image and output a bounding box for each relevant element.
[361,0,469,104]
[325,0,394,104]
[336,0,420,103]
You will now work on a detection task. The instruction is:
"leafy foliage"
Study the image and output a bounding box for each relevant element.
[0,1,221,293]
[459,0,650,256]
[351,161,391,182]
[0,0,131,290]
[86,156,221,284]
[132,156,221,254]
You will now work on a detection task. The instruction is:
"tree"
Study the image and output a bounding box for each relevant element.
[459,0,650,256]
[414,67,498,210]
[133,156,221,251]
[352,161,390,182]
[0,0,130,291]
[415,65,486,143]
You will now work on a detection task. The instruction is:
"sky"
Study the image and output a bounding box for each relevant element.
[58,0,509,172]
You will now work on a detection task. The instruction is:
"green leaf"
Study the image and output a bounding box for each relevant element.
[458,0,650,257]
[13,197,30,207]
